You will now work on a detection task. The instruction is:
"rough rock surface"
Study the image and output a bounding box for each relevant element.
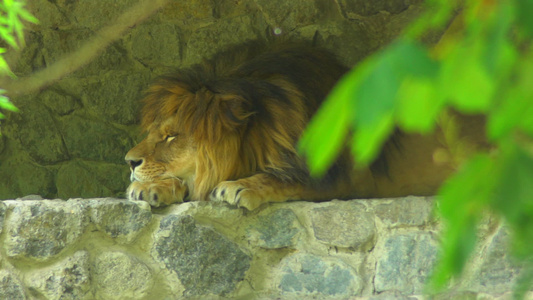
[0,197,528,299]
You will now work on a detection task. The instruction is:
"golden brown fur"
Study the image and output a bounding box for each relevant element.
[125,42,486,210]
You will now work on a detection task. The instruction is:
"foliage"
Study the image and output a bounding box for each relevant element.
[0,0,37,118]
[299,0,533,297]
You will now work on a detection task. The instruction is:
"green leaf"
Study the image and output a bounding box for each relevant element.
[440,43,495,113]
[483,3,516,77]
[0,96,18,112]
[17,8,39,24]
[396,77,443,133]
[0,26,18,48]
[298,66,359,177]
[430,154,496,289]
[351,113,394,164]
[491,144,533,258]
[515,0,533,36]
[355,54,398,127]
[488,90,533,140]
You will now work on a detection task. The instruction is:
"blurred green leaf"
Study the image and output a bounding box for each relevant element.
[298,66,359,176]
[351,113,394,164]
[492,144,533,257]
[440,44,494,113]
[515,0,533,36]
[431,154,495,289]
[396,78,443,133]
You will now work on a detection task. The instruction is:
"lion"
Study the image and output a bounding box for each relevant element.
[125,42,486,211]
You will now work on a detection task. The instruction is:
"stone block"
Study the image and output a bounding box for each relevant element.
[81,71,151,125]
[335,0,418,17]
[56,160,130,199]
[279,253,362,296]
[69,0,139,29]
[40,89,81,116]
[93,251,153,300]
[153,215,250,296]
[473,227,523,294]
[25,0,69,29]
[246,208,303,249]
[375,232,439,294]
[130,24,182,67]
[254,0,321,30]
[59,114,133,164]
[0,201,6,234]
[374,196,434,227]
[0,270,26,300]
[26,251,90,300]
[0,158,56,200]
[40,29,131,76]
[85,199,152,243]
[159,0,213,21]
[3,201,88,260]
[310,202,376,250]
[186,16,262,64]
[2,101,68,164]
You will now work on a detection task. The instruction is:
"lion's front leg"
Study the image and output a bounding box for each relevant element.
[127,178,188,207]
[209,174,304,210]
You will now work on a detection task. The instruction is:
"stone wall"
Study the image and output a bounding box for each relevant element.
[0,196,525,299]
[0,0,432,200]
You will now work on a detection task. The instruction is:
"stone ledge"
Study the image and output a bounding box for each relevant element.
[0,197,527,299]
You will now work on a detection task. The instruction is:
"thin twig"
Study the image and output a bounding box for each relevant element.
[0,0,170,96]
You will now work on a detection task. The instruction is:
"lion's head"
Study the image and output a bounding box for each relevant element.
[125,74,296,203]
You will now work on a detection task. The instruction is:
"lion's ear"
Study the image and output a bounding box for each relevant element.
[215,93,255,130]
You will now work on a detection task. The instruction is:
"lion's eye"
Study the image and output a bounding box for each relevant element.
[164,135,177,142]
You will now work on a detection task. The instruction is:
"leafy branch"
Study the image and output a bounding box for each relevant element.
[299,0,533,297]
[0,0,37,118]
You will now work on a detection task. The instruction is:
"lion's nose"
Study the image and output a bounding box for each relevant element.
[127,159,143,171]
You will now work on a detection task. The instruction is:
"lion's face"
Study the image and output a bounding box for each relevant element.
[125,117,197,184]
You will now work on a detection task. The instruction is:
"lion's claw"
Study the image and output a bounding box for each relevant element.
[127,179,187,207]
[210,181,262,210]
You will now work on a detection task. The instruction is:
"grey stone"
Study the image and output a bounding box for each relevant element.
[374,196,434,227]
[153,215,250,296]
[335,0,419,17]
[59,114,133,164]
[0,270,26,300]
[81,72,151,125]
[0,201,6,234]
[279,253,362,296]
[26,251,90,300]
[40,29,131,76]
[3,200,88,260]
[433,291,478,300]
[473,227,523,293]
[25,0,69,29]
[40,89,81,116]
[69,0,138,29]
[94,251,153,300]
[2,101,68,164]
[310,202,376,250]
[130,24,182,67]
[254,0,321,30]
[85,199,152,243]
[246,208,302,249]
[56,160,130,199]
[186,16,262,64]
[375,232,439,294]
[159,0,214,21]
[0,158,56,200]
[16,195,45,201]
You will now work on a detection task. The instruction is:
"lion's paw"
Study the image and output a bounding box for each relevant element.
[127,179,187,207]
[210,181,263,211]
